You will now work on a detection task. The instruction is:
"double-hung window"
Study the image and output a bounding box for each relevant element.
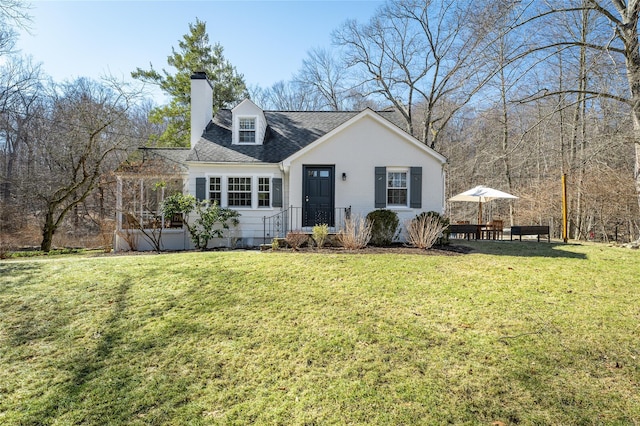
[387,170,408,206]
[209,177,221,205]
[238,117,256,143]
[375,167,421,209]
[228,177,252,207]
[200,175,275,209]
[258,177,270,208]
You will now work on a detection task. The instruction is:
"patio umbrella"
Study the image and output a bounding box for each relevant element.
[448,185,518,224]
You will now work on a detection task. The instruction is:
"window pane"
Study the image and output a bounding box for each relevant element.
[239,118,256,143]
[239,130,255,143]
[228,177,252,207]
[209,177,221,204]
[387,171,408,206]
[388,189,407,205]
[239,118,255,130]
[388,172,406,188]
[258,177,270,207]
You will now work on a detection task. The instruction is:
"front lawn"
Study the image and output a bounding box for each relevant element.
[1,242,638,425]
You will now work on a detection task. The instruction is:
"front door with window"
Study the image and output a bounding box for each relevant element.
[303,165,335,227]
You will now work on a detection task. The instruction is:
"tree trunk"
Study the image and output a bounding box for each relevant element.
[572,4,589,240]
[41,209,56,252]
[620,6,640,240]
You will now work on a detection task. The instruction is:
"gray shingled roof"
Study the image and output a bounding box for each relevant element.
[187,109,407,163]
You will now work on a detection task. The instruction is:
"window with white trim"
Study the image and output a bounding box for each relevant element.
[228,177,252,207]
[238,117,256,143]
[258,177,270,208]
[387,170,408,206]
[209,177,221,205]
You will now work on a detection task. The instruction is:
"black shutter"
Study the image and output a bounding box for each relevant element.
[410,166,422,208]
[375,167,386,208]
[195,177,206,201]
[272,178,283,207]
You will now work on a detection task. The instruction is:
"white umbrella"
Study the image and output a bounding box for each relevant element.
[449,185,518,224]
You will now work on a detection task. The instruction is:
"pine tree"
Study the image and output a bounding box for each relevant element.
[132,18,248,147]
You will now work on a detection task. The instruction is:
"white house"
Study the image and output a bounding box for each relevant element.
[114,72,447,251]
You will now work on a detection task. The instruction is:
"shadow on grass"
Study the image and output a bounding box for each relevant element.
[21,264,205,424]
[452,240,587,259]
[21,279,142,424]
[0,262,43,289]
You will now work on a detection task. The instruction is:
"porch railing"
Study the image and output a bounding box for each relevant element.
[263,206,351,243]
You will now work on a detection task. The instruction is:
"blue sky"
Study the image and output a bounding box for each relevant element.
[16,0,384,103]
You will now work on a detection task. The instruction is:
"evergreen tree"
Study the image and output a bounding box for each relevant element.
[132,18,248,147]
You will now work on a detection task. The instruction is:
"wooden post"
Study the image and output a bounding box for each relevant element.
[562,174,568,243]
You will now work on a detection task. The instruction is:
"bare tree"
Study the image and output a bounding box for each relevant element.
[294,47,350,110]
[504,1,640,228]
[333,0,513,149]
[252,80,325,111]
[25,77,142,251]
[0,56,42,201]
[0,0,31,56]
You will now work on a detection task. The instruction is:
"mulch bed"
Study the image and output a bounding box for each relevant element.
[279,244,473,256]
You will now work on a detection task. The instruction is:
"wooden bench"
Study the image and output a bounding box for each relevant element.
[448,224,480,240]
[510,225,550,242]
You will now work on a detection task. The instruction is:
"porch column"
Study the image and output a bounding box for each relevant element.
[116,176,123,230]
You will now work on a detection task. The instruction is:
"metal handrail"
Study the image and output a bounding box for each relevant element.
[262,206,351,244]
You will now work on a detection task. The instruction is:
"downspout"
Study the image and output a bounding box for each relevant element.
[442,162,447,216]
[279,161,290,236]
[279,161,290,208]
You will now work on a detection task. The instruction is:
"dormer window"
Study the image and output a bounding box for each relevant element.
[238,117,256,143]
[232,99,265,145]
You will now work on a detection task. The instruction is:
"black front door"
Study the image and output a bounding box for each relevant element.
[303,165,335,227]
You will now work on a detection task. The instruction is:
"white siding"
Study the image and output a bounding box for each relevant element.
[187,163,284,247]
[287,114,445,231]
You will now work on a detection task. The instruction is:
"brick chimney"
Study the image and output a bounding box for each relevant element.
[190,71,213,149]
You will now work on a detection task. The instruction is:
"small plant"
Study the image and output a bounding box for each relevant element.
[405,212,447,249]
[285,231,308,251]
[312,224,329,248]
[337,215,372,249]
[271,238,280,251]
[366,209,399,246]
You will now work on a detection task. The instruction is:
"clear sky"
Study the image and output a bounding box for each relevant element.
[15,0,384,103]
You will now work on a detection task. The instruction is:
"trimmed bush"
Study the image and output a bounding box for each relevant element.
[405,211,450,249]
[366,209,399,246]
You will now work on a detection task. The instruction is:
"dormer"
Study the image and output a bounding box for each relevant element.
[232,99,266,145]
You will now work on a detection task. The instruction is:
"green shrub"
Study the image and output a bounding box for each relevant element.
[162,194,240,250]
[366,209,399,246]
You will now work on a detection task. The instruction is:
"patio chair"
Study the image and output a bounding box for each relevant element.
[484,220,504,240]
